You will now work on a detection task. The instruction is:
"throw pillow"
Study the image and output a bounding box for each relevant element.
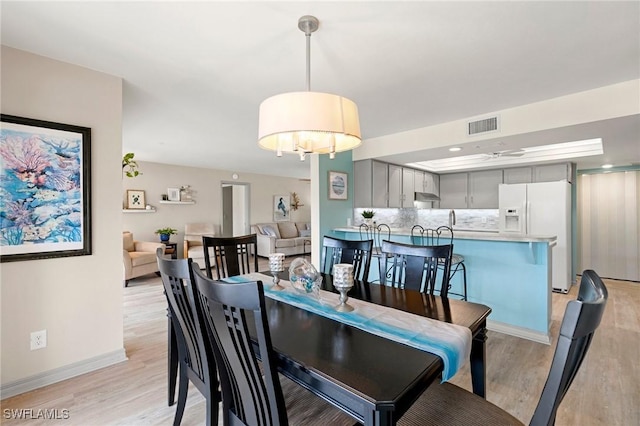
[299,229,311,237]
[263,226,277,237]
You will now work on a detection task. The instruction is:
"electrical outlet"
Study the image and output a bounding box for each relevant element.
[30,330,47,350]
[481,217,488,224]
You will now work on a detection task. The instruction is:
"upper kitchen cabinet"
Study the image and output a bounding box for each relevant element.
[439,173,468,208]
[440,170,503,208]
[354,159,389,208]
[388,164,403,208]
[414,170,439,195]
[503,167,533,184]
[534,163,575,183]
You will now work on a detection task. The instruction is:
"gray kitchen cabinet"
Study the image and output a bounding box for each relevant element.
[440,170,502,208]
[354,159,389,207]
[439,173,468,209]
[388,164,403,208]
[534,163,574,183]
[503,167,533,184]
[415,170,439,195]
[401,168,415,207]
[468,169,503,208]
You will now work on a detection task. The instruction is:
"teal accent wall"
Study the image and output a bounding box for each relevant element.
[318,151,354,255]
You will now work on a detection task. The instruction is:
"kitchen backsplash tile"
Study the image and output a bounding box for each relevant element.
[353,208,499,231]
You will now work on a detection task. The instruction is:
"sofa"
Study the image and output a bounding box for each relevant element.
[183,222,218,267]
[122,231,165,285]
[252,222,311,257]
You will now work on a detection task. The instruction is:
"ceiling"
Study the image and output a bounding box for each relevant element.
[2,1,639,178]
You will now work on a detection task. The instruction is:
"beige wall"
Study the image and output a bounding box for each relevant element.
[123,161,311,257]
[1,47,125,387]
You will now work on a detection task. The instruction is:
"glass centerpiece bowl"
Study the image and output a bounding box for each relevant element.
[288,258,321,297]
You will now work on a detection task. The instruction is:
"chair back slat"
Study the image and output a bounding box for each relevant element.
[202,234,258,280]
[192,266,288,426]
[529,270,608,426]
[381,240,453,296]
[321,236,373,281]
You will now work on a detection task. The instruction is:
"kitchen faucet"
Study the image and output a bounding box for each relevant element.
[449,209,456,228]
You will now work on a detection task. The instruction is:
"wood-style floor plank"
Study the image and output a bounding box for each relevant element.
[2,268,638,425]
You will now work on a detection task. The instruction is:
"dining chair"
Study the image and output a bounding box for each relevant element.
[156,249,220,426]
[191,265,356,426]
[380,240,453,295]
[201,234,258,280]
[410,225,467,300]
[398,269,608,426]
[321,235,373,281]
[359,222,392,282]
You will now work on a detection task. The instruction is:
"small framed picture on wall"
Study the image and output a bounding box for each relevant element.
[328,171,348,200]
[127,190,146,209]
[167,187,181,201]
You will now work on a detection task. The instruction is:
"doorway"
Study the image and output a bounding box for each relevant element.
[221,182,250,236]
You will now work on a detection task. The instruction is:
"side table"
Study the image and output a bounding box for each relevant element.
[162,241,178,259]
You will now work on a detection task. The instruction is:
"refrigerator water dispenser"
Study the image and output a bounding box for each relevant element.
[502,208,523,233]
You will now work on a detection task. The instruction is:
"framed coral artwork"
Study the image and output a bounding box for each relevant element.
[0,114,92,262]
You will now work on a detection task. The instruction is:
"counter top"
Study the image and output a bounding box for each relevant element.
[334,227,557,243]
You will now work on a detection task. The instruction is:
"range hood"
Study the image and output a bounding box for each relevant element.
[414,191,441,202]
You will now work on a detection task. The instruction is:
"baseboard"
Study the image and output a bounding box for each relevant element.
[487,319,551,345]
[1,348,128,400]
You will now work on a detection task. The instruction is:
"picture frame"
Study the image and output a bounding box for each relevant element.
[273,195,291,222]
[328,171,348,200]
[0,114,92,262]
[126,190,146,209]
[167,187,181,201]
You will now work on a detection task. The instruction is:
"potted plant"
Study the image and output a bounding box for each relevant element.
[361,210,375,226]
[122,152,141,178]
[155,227,177,242]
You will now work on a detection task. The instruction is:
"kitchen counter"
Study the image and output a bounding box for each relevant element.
[333,227,557,243]
[331,227,556,344]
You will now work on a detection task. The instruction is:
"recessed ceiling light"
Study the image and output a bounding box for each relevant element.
[449,147,462,152]
[601,164,613,169]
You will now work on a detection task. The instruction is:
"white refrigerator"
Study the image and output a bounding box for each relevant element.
[498,181,572,293]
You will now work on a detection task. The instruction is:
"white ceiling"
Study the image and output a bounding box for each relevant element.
[2,1,639,178]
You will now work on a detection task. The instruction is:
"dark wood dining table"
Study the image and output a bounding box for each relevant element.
[168,272,491,426]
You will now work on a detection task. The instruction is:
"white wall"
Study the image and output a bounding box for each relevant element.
[123,161,311,257]
[1,47,125,391]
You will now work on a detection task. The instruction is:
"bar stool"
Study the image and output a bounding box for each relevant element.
[410,225,467,300]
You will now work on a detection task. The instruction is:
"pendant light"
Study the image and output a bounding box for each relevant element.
[258,15,362,161]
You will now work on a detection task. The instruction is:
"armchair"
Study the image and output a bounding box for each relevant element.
[122,231,165,286]
[183,223,218,267]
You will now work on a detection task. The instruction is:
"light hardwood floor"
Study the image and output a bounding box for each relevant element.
[2,269,638,425]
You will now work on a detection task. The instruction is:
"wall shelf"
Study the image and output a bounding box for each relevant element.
[123,208,156,213]
[159,200,195,205]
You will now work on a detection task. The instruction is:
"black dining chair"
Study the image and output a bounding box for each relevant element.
[201,234,258,280]
[380,240,453,295]
[321,235,373,281]
[156,249,220,426]
[359,222,392,282]
[398,269,609,426]
[191,265,356,426]
[411,225,467,300]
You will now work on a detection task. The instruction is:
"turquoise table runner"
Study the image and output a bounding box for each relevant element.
[224,272,471,381]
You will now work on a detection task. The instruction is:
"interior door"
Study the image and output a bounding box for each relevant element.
[221,182,250,236]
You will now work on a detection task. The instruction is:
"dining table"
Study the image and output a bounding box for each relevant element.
[167,271,491,426]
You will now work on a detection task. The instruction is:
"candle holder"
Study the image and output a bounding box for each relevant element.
[268,253,285,291]
[333,263,354,312]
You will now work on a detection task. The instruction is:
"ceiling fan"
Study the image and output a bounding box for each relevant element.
[481,149,526,160]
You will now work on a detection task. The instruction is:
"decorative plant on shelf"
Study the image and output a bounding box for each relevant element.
[290,192,304,211]
[122,152,141,178]
[155,227,177,242]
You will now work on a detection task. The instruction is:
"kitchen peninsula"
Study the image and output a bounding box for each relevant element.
[331,227,557,344]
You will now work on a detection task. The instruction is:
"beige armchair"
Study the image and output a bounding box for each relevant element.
[183,223,217,267]
[123,231,165,286]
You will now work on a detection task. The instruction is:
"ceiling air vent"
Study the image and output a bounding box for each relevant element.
[468,116,499,136]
